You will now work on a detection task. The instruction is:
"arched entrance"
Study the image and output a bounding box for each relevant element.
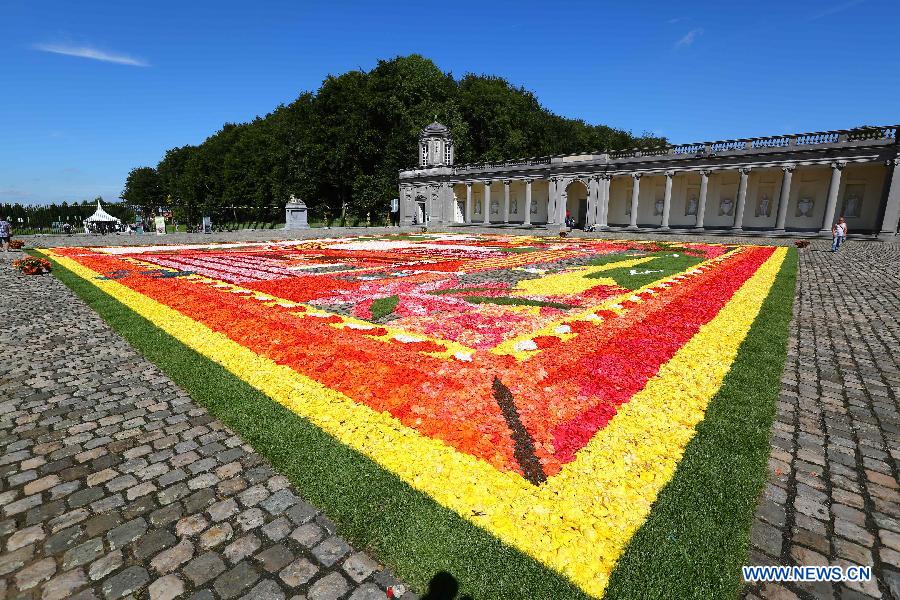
[565,180,589,228]
[414,195,428,224]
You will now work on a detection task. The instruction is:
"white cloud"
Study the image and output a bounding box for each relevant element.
[33,42,148,67]
[810,0,865,20]
[674,28,703,48]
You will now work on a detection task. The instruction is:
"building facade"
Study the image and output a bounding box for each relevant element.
[398,123,900,239]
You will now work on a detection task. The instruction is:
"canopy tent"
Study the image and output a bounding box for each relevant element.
[85,200,121,224]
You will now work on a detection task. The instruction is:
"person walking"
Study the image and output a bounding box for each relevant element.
[831,216,848,252]
[0,216,11,253]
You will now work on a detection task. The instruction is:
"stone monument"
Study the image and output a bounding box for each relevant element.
[285,196,309,229]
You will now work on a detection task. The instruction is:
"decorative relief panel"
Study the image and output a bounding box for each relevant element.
[719,197,735,217]
[796,185,817,218]
[654,198,664,216]
[685,186,699,216]
[842,183,865,218]
[755,184,775,217]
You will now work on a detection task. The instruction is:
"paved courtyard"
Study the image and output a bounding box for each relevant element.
[743,240,900,600]
[1,232,899,599]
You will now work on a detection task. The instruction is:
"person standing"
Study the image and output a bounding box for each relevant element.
[831,216,848,252]
[0,216,11,253]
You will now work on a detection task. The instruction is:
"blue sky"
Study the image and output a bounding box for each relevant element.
[1,0,896,204]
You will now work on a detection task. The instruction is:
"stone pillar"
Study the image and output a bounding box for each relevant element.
[732,167,751,231]
[400,185,413,225]
[482,182,492,225]
[559,186,568,227]
[878,158,900,239]
[819,162,845,234]
[503,180,511,224]
[774,166,794,233]
[547,178,558,225]
[694,170,710,231]
[600,175,611,228]
[660,171,674,231]
[523,179,533,226]
[628,174,641,230]
[586,177,598,228]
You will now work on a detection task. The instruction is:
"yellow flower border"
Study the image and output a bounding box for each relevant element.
[41,246,786,598]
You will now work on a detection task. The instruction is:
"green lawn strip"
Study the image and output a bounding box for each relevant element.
[587,252,705,290]
[37,250,589,600]
[585,252,649,267]
[463,296,575,309]
[370,294,399,319]
[604,248,798,600]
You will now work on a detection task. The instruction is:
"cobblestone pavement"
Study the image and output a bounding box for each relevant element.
[743,241,900,600]
[0,254,414,600]
[4,233,899,600]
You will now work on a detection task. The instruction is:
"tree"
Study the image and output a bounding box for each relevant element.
[144,55,665,224]
[121,167,163,217]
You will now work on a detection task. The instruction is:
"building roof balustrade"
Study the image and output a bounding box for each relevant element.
[399,125,898,179]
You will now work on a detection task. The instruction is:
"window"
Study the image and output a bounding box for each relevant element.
[421,144,427,166]
[444,143,451,165]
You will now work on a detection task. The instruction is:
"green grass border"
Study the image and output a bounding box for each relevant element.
[33,246,797,599]
[606,247,798,600]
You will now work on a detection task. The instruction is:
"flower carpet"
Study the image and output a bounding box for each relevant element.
[38,234,794,598]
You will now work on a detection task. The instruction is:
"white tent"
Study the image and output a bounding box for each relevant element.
[85,200,121,224]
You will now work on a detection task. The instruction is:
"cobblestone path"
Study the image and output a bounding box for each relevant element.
[744,241,900,600]
[0,254,412,600]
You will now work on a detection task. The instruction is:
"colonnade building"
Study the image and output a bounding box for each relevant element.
[398,122,900,239]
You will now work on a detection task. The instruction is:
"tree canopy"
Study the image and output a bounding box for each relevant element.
[128,55,664,225]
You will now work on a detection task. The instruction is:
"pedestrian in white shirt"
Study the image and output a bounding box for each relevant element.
[831,216,848,252]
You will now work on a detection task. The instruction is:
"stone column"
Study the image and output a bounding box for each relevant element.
[483,182,491,225]
[878,159,900,239]
[819,162,845,234]
[694,170,710,231]
[547,178,557,225]
[523,179,533,226]
[600,175,611,228]
[503,180,511,224]
[774,166,794,233]
[660,171,674,231]
[559,185,568,227]
[628,174,641,230]
[732,167,751,231]
[586,177,598,228]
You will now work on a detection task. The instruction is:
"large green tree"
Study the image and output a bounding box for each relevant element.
[121,167,163,216]
[150,55,664,224]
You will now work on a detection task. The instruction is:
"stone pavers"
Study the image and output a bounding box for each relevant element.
[743,241,900,600]
[0,253,414,599]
